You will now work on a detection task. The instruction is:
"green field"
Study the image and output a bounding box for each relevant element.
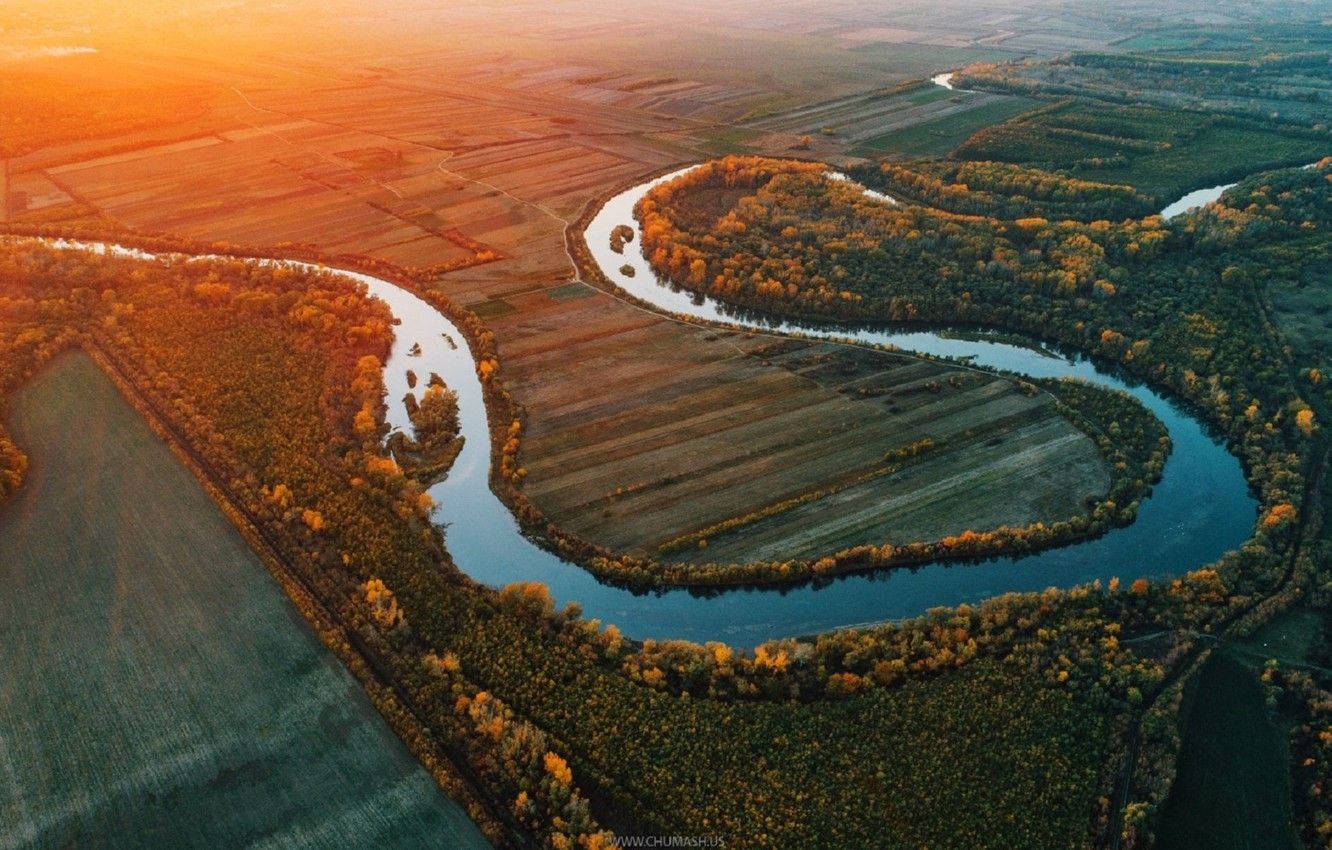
[1155,649,1300,850]
[1080,123,1330,201]
[698,125,765,156]
[1236,610,1326,665]
[1268,260,1332,376]
[1112,33,1198,52]
[0,353,489,849]
[853,95,1043,158]
[847,42,1026,75]
[954,99,1329,202]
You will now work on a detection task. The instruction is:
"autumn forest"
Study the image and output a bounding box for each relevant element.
[3,2,1332,849]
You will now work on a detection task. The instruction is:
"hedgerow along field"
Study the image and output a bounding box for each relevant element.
[0,352,488,849]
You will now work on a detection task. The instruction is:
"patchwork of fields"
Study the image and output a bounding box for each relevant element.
[492,289,1108,562]
[0,353,488,849]
[3,3,1326,846]
[954,99,1330,200]
[0,47,1127,567]
[749,81,1039,156]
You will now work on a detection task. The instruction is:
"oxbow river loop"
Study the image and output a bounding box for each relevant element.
[27,168,1258,646]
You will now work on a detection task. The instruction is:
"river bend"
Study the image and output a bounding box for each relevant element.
[25,169,1257,645]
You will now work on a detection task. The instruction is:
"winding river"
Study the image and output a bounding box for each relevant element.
[1160,162,1322,219]
[1160,182,1243,220]
[33,169,1258,646]
[930,72,974,94]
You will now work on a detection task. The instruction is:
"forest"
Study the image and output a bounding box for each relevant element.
[855,158,1156,220]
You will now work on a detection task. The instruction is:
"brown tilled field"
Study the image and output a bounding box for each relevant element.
[491,292,1107,562]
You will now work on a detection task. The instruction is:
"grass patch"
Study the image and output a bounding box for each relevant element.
[1268,260,1332,374]
[546,281,599,300]
[696,126,763,156]
[1113,33,1200,52]
[1237,610,1325,664]
[1156,649,1301,850]
[469,297,517,319]
[845,42,1025,73]
[0,352,488,849]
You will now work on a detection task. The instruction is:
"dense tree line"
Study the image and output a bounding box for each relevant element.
[0,432,23,502]
[1262,663,1332,848]
[853,159,1155,220]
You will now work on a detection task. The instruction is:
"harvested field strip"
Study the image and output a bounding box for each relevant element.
[530,391,893,512]
[594,398,1053,540]
[498,313,666,361]
[854,96,1045,158]
[686,418,1100,564]
[524,372,822,477]
[656,449,936,555]
[748,83,1029,145]
[533,377,1047,506]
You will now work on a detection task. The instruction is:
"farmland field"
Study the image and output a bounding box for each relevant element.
[496,296,1109,563]
[0,353,488,849]
[853,94,1043,158]
[954,100,1329,201]
[1155,650,1301,850]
